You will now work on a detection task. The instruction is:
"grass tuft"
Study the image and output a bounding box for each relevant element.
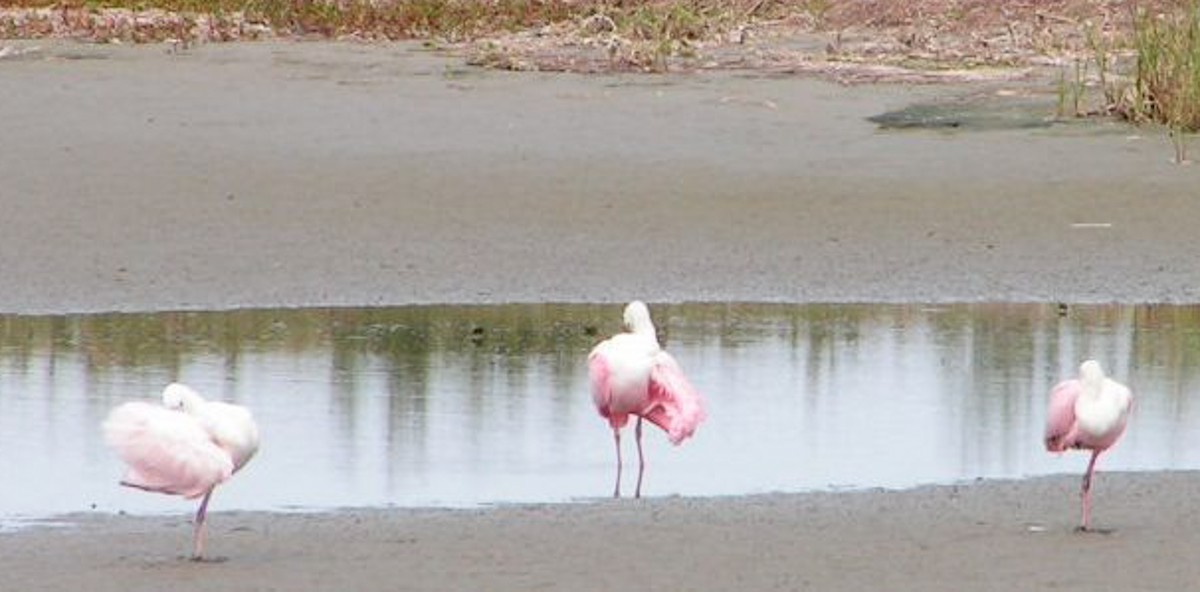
[1061,1,1198,162]
[1127,0,1200,161]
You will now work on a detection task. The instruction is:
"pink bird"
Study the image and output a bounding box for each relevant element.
[103,383,260,560]
[587,301,707,498]
[1044,359,1133,531]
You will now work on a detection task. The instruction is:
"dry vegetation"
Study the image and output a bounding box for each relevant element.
[2,0,1197,146]
[0,1,1179,65]
[0,1,1184,83]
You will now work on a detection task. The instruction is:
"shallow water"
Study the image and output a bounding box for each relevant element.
[3,303,1200,523]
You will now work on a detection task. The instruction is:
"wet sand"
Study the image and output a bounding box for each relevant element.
[2,40,1200,313]
[3,40,1200,590]
[4,473,1200,591]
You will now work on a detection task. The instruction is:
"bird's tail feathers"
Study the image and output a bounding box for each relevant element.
[646,356,707,445]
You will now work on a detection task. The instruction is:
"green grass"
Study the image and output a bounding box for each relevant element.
[609,1,730,70]
[1128,0,1200,161]
[1108,0,1195,162]
[1131,1,1200,128]
[1060,2,1199,161]
[1055,58,1089,118]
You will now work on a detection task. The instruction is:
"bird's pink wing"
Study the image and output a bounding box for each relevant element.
[1044,379,1080,452]
[645,351,707,445]
[103,402,234,499]
[588,349,630,429]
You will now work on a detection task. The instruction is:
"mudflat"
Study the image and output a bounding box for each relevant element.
[2,40,1199,313]
[2,39,1199,591]
[4,473,1200,591]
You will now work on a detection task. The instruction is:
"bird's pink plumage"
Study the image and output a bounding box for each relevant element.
[1043,361,1134,530]
[586,301,707,497]
[1044,377,1130,452]
[1044,379,1080,452]
[588,351,624,427]
[645,352,707,445]
[103,401,234,499]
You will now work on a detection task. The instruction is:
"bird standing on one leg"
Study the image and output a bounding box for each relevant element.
[587,301,707,498]
[1044,360,1133,531]
[103,382,260,560]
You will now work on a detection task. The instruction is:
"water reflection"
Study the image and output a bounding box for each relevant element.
[3,303,1200,521]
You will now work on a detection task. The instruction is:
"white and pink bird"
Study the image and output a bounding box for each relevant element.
[587,301,707,498]
[1044,359,1133,531]
[103,382,260,560]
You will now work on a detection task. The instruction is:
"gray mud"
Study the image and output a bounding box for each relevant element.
[3,472,1200,591]
[2,40,1198,311]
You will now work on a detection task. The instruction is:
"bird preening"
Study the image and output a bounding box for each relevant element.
[103,382,260,560]
[587,301,707,498]
[1044,359,1133,532]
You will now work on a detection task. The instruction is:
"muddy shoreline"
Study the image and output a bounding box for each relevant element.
[2,40,1199,315]
[2,36,1200,591]
[4,472,1200,591]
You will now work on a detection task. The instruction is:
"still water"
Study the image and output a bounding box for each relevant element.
[3,303,1200,523]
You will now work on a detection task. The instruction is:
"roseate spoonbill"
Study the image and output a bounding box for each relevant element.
[103,383,260,559]
[1044,360,1133,531]
[587,301,707,498]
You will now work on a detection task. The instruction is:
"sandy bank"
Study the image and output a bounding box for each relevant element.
[2,472,1198,591]
[2,40,1200,314]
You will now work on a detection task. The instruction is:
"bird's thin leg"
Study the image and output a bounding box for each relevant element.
[1079,450,1101,531]
[191,488,215,560]
[612,428,623,498]
[634,417,645,499]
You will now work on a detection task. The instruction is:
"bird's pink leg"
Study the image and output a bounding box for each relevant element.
[634,417,645,499]
[191,488,214,560]
[1079,450,1101,531]
[612,428,623,498]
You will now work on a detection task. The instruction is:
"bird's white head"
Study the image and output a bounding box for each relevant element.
[1079,359,1106,383]
[622,300,656,336]
[161,382,201,412]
